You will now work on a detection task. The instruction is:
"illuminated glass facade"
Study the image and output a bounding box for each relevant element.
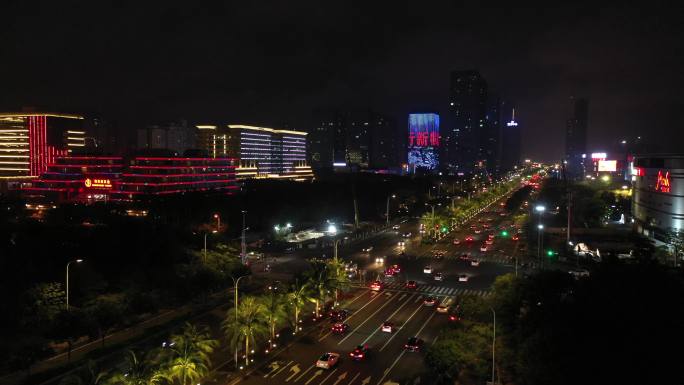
[196,124,312,180]
[0,113,85,179]
[407,113,440,171]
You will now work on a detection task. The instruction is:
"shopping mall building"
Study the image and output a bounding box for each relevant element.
[632,154,684,242]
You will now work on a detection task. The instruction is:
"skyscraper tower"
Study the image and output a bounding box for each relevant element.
[501,107,521,171]
[444,70,488,174]
[565,97,588,178]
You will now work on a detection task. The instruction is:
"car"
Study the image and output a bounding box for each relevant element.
[568,269,590,279]
[433,272,443,281]
[375,257,384,264]
[453,238,461,245]
[384,269,395,277]
[487,233,495,240]
[470,259,480,267]
[474,228,482,234]
[465,236,474,242]
[404,337,423,352]
[331,322,350,334]
[485,239,494,245]
[381,321,394,333]
[482,223,491,229]
[390,264,401,273]
[392,224,400,230]
[397,241,405,247]
[370,281,383,291]
[459,253,471,261]
[316,352,340,369]
[423,266,433,274]
[362,246,374,253]
[402,232,412,238]
[480,245,488,252]
[512,235,520,241]
[500,212,507,216]
[436,304,449,313]
[423,296,437,306]
[458,274,469,282]
[349,344,369,361]
[329,309,349,322]
[405,280,417,289]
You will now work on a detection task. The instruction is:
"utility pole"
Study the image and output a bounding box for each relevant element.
[240,210,247,264]
[352,181,360,229]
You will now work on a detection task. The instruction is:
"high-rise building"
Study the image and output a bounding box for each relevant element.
[482,94,503,173]
[195,124,312,180]
[407,113,440,172]
[0,113,86,179]
[137,120,196,154]
[500,107,521,172]
[309,110,400,171]
[444,70,488,174]
[565,97,589,178]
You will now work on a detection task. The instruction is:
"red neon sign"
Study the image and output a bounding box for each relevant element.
[655,170,671,193]
[634,167,645,177]
[84,178,112,189]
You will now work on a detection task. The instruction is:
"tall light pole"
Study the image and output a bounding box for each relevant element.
[386,194,396,226]
[204,230,218,262]
[535,205,546,268]
[240,210,247,264]
[490,307,496,384]
[66,259,83,310]
[333,239,341,260]
[213,213,221,231]
[230,274,250,368]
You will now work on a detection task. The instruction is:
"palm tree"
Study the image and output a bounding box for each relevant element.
[222,296,269,367]
[106,350,164,385]
[326,257,350,305]
[259,290,287,343]
[287,279,310,333]
[162,323,218,385]
[60,360,108,385]
[305,262,334,318]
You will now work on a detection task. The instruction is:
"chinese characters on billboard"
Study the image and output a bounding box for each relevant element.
[407,113,439,170]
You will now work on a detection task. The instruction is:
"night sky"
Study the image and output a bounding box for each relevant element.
[1,2,682,161]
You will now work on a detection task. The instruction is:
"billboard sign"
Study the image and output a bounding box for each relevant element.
[408,113,439,170]
[597,160,617,172]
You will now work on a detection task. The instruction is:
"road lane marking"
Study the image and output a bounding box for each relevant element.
[318,292,384,342]
[263,361,282,378]
[338,293,396,345]
[379,302,423,351]
[375,350,406,385]
[361,293,416,345]
[286,364,303,382]
[293,364,315,382]
[330,371,348,385]
[413,296,421,303]
[346,373,360,385]
[271,360,293,378]
[360,376,371,385]
[305,369,325,385]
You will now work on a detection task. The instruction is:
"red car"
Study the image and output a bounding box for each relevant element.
[331,322,350,334]
[465,236,474,243]
[390,264,401,273]
[512,235,520,241]
[405,280,417,289]
[370,281,383,291]
[349,344,369,361]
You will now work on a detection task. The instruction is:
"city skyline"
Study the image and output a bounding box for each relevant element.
[1,3,682,162]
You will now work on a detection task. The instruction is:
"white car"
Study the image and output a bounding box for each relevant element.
[392,225,400,230]
[381,321,394,333]
[375,257,384,264]
[423,266,432,274]
[362,246,374,253]
[458,274,469,282]
[433,272,443,281]
[316,352,340,369]
[470,259,480,267]
[568,269,590,279]
[398,241,405,247]
[480,245,488,252]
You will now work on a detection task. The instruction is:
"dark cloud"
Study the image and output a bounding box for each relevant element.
[0,2,682,160]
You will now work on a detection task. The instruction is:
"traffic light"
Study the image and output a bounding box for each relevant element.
[441,226,448,233]
[501,230,509,237]
[546,250,556,257]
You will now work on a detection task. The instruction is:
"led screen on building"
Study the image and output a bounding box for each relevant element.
[408,113,439,170]
[598,160,617,172]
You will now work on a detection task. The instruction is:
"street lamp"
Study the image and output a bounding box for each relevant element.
[327,224,337,234]
[386,194,396,226]
[333,239,342,260]
[240,211,247,264]
[535,205,546,268]
[213,213,221,231]
[203,231,218,262]
[230,274,250,368]
[66,259,83,310]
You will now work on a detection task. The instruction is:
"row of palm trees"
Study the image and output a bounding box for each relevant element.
[63,256,353,385]
[222,256,351,366]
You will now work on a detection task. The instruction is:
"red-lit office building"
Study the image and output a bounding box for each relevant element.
[23,155,237,203]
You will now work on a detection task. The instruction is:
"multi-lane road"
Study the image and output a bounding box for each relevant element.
[221,195,526,385]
